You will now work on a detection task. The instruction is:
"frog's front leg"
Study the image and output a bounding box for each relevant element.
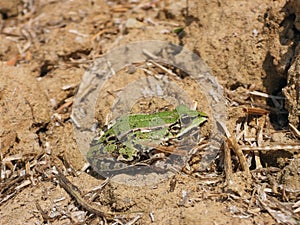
[117,144,139,162]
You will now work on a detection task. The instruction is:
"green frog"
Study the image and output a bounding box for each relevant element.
[87,105,207,176]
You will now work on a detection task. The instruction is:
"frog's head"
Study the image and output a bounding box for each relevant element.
[175,105,208,135]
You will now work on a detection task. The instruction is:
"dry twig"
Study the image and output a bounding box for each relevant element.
[241,144,300,151]
[289,123,300,139]
[218,121,250,174]
[55,168,116,218]
[223,141,233,181]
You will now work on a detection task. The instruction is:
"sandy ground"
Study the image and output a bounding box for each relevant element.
[0,0,299,224]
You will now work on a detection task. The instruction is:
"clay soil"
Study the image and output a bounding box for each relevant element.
[0,0,299,224]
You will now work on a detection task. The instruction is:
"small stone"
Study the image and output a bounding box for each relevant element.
[125,18,144,29]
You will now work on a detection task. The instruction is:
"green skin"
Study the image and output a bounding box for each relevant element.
[87,105,207,167]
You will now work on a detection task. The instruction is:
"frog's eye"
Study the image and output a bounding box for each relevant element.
[180,114,192,125]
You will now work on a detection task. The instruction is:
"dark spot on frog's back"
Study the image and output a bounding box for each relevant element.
[116,130,122,136]
[106,135,117,142]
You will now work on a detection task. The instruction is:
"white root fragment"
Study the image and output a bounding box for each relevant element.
[241,145,300,151]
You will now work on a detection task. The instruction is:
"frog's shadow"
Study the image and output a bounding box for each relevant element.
[87,163,174,181]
